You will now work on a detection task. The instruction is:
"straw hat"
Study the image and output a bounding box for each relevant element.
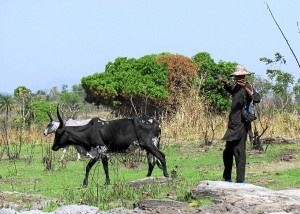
[229,65,251,77]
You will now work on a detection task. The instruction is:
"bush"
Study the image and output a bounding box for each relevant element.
[81,53,199,117]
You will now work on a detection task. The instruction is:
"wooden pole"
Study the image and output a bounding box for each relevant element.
[265,2,300,69]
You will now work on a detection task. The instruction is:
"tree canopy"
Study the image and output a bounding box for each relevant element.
[81,53,199,116]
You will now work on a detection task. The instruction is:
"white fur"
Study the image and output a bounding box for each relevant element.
[152,137,159,147]
[44,118,91,161]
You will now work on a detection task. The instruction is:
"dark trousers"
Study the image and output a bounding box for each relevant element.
[223,132,247,182]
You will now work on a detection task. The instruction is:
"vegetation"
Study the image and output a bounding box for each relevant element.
[192,52,235,112]
[81,53,199,116]
[2,52,300,125]
[1,51,300,211]
[0,131,300,211]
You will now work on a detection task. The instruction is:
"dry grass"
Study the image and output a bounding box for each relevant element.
[161,96,300,144]
[0,129,48,145]
[161,96,227,143]
[249,161,300,172]
[2,97,300,147]
[262,112,300,139]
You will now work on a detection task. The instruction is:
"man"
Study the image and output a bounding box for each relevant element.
[218,65,261,183]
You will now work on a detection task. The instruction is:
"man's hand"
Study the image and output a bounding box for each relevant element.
[218,77,227,84]
[237,79,247,87]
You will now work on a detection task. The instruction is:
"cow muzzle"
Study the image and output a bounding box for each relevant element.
[52,145,60,151]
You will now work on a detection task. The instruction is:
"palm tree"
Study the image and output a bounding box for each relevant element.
[0,94,14,159]
[0,94,14,122]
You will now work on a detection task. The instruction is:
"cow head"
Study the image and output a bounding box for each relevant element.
[52,106,68,151]
[43,112,59,136]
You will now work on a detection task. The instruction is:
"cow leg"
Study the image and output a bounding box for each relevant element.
[77,152,81,161]
[142,144,169,177]
[101,157,110,185]
[156,150,168,177]
[60,146,68,161]
[146,152,155,177]
[83,158,98,187]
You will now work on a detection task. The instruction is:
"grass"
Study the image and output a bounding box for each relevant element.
[2,91,300,212]
[1,137,300,212]
[246,143,300,189]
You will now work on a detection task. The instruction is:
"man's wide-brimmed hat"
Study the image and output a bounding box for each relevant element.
[229,65,251,77]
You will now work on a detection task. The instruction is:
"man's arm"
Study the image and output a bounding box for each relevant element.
[218,77,233,94]
[238,80,261,103]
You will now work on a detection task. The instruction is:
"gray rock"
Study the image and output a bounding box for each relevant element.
[127,177,172,188]
[2,180,300,214]
[0,209,17,214]
[191,180,300,214]
[18,211,50,214]
[54,205,102,214]
[137,199,189,209]
[105,207,144,214]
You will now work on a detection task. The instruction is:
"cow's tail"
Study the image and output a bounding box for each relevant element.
[132,116,140,143]
[155,125,163,169]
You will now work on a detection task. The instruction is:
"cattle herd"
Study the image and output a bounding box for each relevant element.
[44,106,169,186]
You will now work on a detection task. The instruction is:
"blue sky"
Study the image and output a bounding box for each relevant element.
[1,0,300,94]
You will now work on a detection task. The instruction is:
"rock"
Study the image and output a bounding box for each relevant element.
[136,199,189,209]
[0,209,17,214]
[190,180,300,213]
[127,177,172,188]
[105,207,144,214]
[53,205,102,214]
[17,210,49,214]
[2,180,300,214]
[0,191,56,212]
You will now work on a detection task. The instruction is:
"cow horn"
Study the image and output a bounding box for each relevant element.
[47,111,54,122]
[57,105,65,128]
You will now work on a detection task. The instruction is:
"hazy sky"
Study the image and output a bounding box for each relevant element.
[1,0,300,94]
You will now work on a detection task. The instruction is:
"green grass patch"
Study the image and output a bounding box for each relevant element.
[0,140,300,211]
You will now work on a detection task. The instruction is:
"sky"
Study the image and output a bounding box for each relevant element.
[1,0,300,94]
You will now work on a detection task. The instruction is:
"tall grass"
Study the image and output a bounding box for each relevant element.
[162,95,227,144]
[264,111,300,138]
[162,94,300,144]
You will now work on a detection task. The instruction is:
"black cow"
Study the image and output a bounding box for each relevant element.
[52,107,169,186]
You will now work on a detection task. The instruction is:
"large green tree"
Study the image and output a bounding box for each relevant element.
[82,53,199,117]
[192,52,237,112]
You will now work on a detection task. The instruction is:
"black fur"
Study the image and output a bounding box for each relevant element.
[52,108,168,186]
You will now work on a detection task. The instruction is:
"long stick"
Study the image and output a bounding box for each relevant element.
[265,2,300,69]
